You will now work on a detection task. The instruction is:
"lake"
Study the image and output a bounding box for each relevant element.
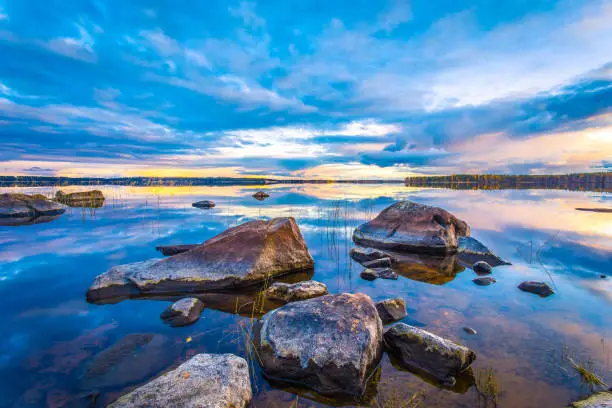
[0,184,611,408]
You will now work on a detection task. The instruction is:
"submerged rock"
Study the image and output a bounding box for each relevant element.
[383,323,476,385]
[160,298,204,327]
[253,191,270,200]
[255,293,383,397]
[0,193,66,226]
[108,353,252,408]
[570,391,612,407]
[518,281,555,297]
[353,201,470,254]
[87,217,314,303]
[473,261,492,275]
[362,257,393,269]
[394,253,465,285]
[55,190,104,207]
[473,277,496,286]
[155,244,198,256]
[462,327,477,335]
[360,267,398,281]
[375,298,407,323]
[458,236,510,267]
[350,247,392,263]
[265,281,328,303]
[192,200,216,209]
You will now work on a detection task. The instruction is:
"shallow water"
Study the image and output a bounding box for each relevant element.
[1,184,611,408]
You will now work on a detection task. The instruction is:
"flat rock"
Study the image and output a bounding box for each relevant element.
[350,247,392,263]
[87,217,314,303]
[0,193,66,221]
[383,323,476,385]
[473,277,496,286]
[518,281,555,297]
[155,244,198,256]
[265,281,328,303]
[362,257,393,269]
[375,298,407,323]
[255,293,383,397]
[360,267,398,281]
[55,190,104,207]
[458,236,510,267]
[192,200,216,209]
[473,261,492,275]
[570,391,612,407]
[108,353,252,408]
[353,201,470,254]
[160,298,205,327]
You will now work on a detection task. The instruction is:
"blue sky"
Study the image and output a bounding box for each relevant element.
[0,0,610,178]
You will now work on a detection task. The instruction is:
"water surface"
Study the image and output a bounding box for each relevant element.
[1,184,611,407]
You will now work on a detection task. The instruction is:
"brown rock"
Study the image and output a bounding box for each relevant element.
[55,190,104,207]
[375,298,407,323]
[264,281,328,303]
[0,193,66,226]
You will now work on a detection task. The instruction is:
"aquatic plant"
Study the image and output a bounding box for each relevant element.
[561,346,608,392]
[374,385,423,408]
[475,367,503,406]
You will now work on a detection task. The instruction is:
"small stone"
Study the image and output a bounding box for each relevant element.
[463,327,477,335]
[360,268,398,281]
[192,200,215,209]
[473,261,492,275]
[375,298,407,323]
[350,247,392,263]
[473,277,496,286]
[360,269,378,281]
[363,257,393,269]
[265,281,328,303]
[160,298,205,327]
[518,281,555,297]
[253,191,270,200]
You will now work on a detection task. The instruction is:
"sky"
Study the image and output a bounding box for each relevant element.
[0,0,611,179]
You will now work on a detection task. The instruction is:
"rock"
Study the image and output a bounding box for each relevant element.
[192,200,216,209]
[462,327,477,335]
[160,298,204,327]
[473,261,492,275]
[264,281,328,303]
[375,298,407,323]
[457,236,510,267]
[350,247,392,263]
[255,293,383,397]
[518,281,555,297]
[570,391,612,407]
[360,267,398,281]
[353,201,470,254]
[362,257,393,269]
[155,244,198,256]
[473,277,496,286]
[108,353,252,408]
[383,323,476,385]
[55,190,104,207]
[0,193,66,223]
[253,191,270,200]
[87,217,314,303]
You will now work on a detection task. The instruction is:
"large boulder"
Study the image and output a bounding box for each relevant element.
[264,281,328,303]
[107,353,252,408]
[570,391,612,408]
[255,293,383,397]
[87,217,314,303]
[383,323,476,385]
[55,190,104,207]
[353,201,470,254]
[0,193,66,226]
[160,298,205,327]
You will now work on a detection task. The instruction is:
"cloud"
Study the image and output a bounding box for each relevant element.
[23,166,54,173]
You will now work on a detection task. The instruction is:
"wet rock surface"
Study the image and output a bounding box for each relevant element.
[192,200,216,209]
[570,391,612,407]
[353,201,470,254]
[473,277,496,286]
[362,257,393,269]
[360,267,398,281]
[518,281,555,297]
[155,244,198,256]
[472,261,492,275]
[457,236,510,267]
[462,327,477,335]
[375,298,407,323]
[55,190,105,207]
[253,191,270,200]
[350,246,392,263]
[255,293,383,397]
[107,353,252,408]
[0,193,66,225]
[265,280,328,303]
[383,323,476,385]
[160,297,204,327]
[393,253,465,285]
[87,217,314,302]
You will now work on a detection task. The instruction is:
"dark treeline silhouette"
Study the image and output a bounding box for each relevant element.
[405,172,611,192]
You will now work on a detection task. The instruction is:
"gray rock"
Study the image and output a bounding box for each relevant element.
[473,261,492,275]
[264,281,328,303]
[458,236,510,267]
[462,327,477,335]
[570,391,612,407]
[86,218,314,303]
[108,353,252,408]
[473,277,496,286]
[375,298,407,323]
[160,298,205,327]
[362,257,393,269]
[155,244,198,256]
[192,200,216,209]
[0,193,66,225]
[383,323,476,385]
[353,201,470,254]
[255,293,383,397]
[350,247,392,263]
[518,281,555,297]
[360,267,398,281]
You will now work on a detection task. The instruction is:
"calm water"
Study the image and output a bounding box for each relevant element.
[1,184,611,408]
